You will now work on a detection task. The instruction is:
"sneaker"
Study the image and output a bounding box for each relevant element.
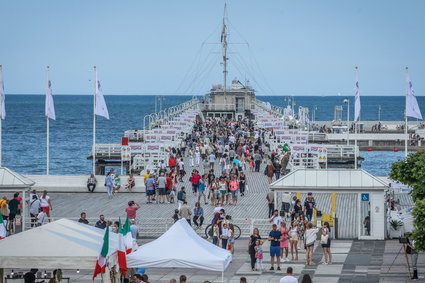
[277,266,281,271]
[285,258,289,262]
[269,267,274,271]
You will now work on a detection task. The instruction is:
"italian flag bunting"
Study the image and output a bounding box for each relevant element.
[92,227,109,280]
[0,212,6,239]
[122,218,133,254]
[118,219,128,276]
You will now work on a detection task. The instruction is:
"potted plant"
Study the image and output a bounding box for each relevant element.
[389,220,404,239]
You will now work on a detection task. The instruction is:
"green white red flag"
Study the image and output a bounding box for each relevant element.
[92,227,109,280]
[0,212,6,239]
[118,219,128,276]
[122,217,133,254]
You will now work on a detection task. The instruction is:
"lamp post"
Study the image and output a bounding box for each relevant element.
[343,98,350,145]
[378,105,381,122]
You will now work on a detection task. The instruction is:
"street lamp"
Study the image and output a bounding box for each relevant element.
[343,98,350,145]
[378,105,381,122]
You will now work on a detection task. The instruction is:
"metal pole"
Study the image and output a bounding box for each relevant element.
[378,105,381,122]
[47,117,50,174]
[354,67,358,169]
[0,65,3,167]
[0,118,2,167]
[405,67,408,158]
[93,66,97,174]
[22,189,26,232]
[347,99,350,145]
[46,66,50,175]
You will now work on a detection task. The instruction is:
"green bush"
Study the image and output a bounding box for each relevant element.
[389,151,425,251]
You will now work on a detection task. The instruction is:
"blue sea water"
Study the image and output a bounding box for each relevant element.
[2,95,423,175]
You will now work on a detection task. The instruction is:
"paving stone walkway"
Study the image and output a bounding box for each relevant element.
[9,239,422,282]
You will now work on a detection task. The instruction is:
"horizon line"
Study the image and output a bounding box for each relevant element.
[2,93,422,97]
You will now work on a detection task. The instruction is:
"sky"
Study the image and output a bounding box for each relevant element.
[0,0,424,96]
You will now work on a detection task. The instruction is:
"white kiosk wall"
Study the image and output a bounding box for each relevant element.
[358,192,385,240]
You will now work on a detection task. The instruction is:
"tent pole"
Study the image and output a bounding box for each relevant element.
[221,271,224,283]
[22,189,26,232]
[0,268,4,283]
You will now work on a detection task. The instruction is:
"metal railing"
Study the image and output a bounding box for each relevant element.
[24,216,274,238]
[325,145,357,159]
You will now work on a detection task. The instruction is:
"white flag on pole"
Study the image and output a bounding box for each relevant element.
[406,73,422,120]
[0,67,5,120]
[45,79,56,120]
[354,73,361,121]
[95,72,109,120]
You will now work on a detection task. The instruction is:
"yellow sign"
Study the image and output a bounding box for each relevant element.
[321,214,334,226]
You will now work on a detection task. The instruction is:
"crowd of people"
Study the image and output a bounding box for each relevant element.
[2,115,338,282]
[0,190,53,236]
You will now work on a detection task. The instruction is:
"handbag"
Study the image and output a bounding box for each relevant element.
[320,234,329,244]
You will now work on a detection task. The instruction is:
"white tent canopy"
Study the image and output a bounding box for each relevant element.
[0,167,34,189]
[270,168,388,192]
[127,219,232,272]
[0,219,119,269]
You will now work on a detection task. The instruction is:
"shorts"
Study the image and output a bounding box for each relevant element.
[9,213,16,221]
[220,190,227,195]
[146,190,155,196]
[159,187,166,195]
[306,242,315,248]
[41,207,50,214]
[270,246,281,257]
[230,190,238,198]
[166,189,172,195]
[198,189,205,196]
[321,238,331,248]
[192,184,199,191]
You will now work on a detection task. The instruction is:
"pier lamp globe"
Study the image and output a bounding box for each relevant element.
[343,98,349,104]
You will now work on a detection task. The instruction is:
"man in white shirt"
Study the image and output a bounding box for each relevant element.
[37,208,47,226]
[269,209,283,227]
[279,267,298,283]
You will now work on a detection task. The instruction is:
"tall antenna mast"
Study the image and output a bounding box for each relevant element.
[221,3,228,95]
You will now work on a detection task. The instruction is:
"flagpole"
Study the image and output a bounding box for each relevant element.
[354,66,358,169]
[93,66,97,174]
[405,67,408,158]
[46,66,50,175]
[0,65,3,167]
[0,115,2,167]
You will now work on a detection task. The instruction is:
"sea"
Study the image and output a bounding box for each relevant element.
[3,95,423,176]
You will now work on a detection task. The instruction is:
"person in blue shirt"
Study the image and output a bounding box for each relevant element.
[268,224,282,271]
[145,176,156,204]
[105,172,114,199]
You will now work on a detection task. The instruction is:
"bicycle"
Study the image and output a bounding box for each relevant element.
[204,223,242,239]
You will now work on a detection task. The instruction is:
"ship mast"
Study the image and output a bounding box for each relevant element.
[221,4,228,95]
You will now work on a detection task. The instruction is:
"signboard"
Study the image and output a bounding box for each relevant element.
[145,135,157,142]
[121,146,131,161]
[147,144,161,152]
[129,142,145,153]
[160,135,173,141]
[361,193,369,202]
